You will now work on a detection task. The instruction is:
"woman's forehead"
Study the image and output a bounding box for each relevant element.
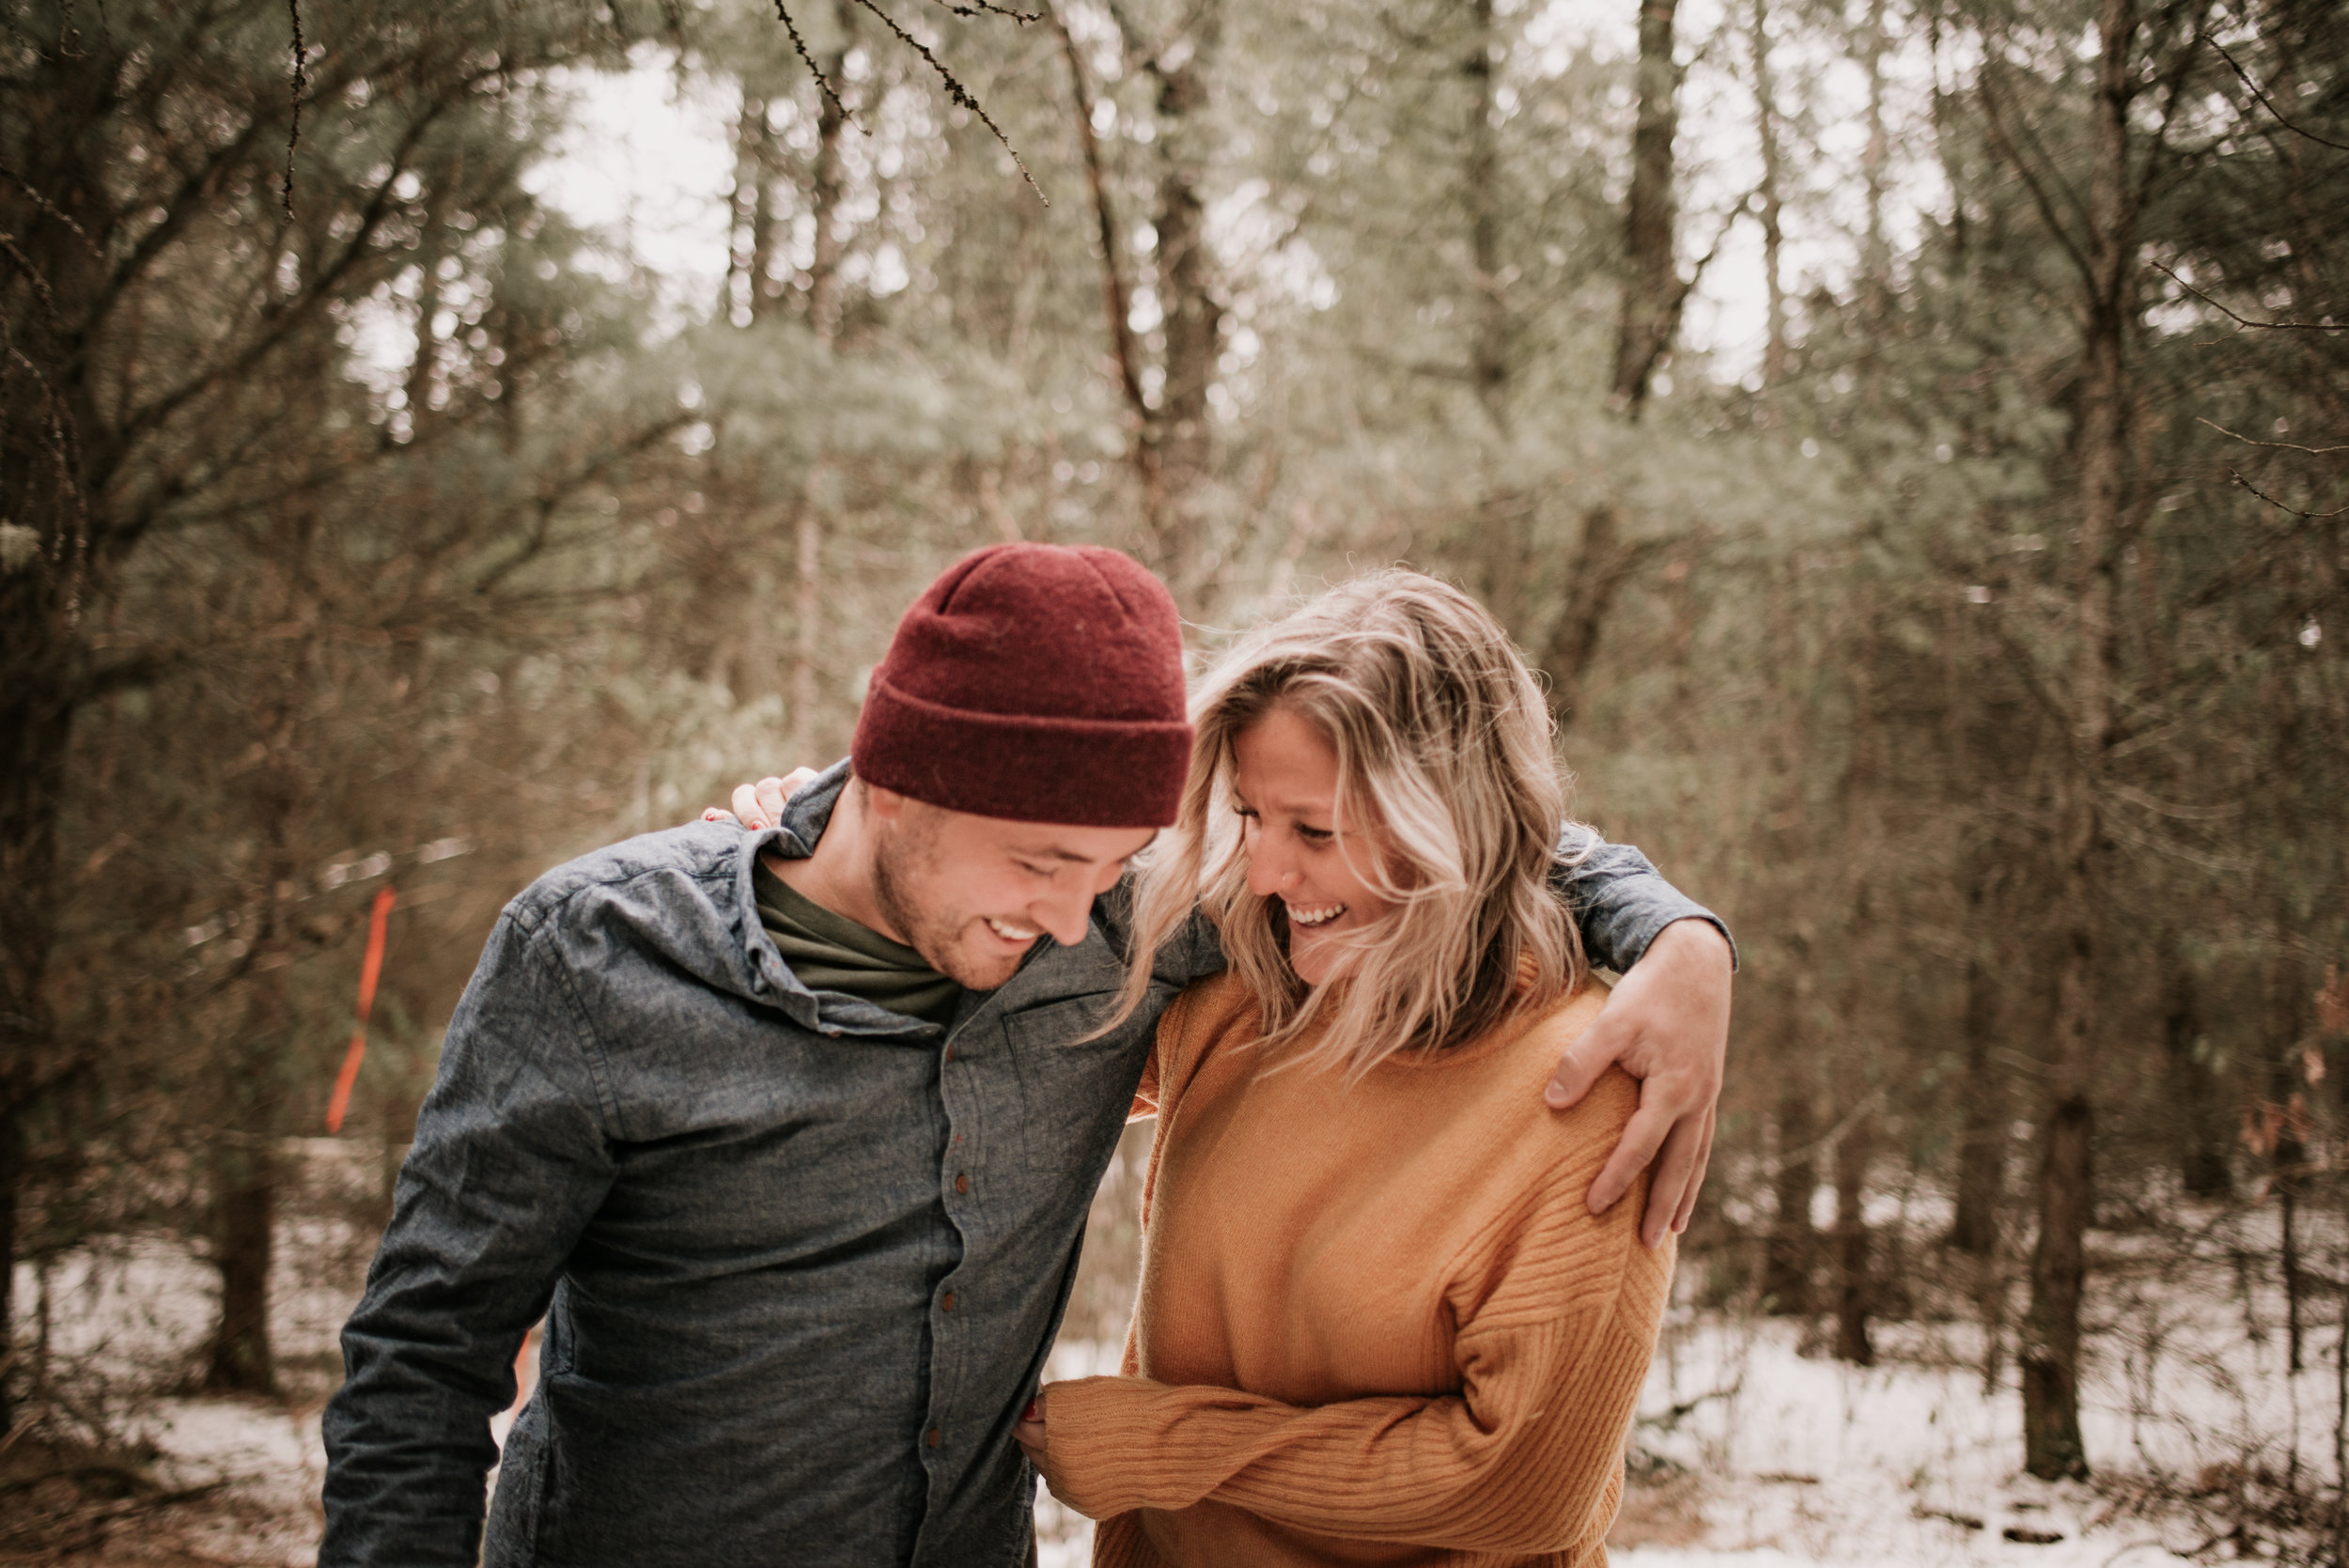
[1232,710,1346,813]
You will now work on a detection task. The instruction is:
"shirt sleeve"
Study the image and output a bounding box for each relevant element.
[1555,824,1737,973]
[1036,1081,1674,1553]
[319,910,619,1568]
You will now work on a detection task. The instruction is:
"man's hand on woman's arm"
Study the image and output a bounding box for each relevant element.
[1548,917,1732,1250]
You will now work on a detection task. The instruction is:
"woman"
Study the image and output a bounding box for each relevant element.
[1015,569,1672,1567]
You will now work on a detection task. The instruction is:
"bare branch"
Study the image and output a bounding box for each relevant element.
[2152,259,2346,332]
[282,0,308,219]
[0,163,100,256]
[2228,470,2348,520]
[772,3,858,132]
[2194,416,2349,457]
[925,0,1041,21]
[2203,33,2349,152]
[845,0,1046,202]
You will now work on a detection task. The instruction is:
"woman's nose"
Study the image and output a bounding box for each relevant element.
[1247,849,1300,898]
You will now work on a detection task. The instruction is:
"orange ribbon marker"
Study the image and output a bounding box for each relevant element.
[326,883,397,1134]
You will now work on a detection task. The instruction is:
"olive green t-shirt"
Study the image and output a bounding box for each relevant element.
[751,858,962,1028]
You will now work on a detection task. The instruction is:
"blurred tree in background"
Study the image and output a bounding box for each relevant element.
[2,0,2345,1541]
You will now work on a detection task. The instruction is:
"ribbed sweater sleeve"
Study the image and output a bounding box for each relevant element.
[1037,1095,1671,1554]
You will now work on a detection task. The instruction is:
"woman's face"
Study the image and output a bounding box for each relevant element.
[1230,706,1398,986]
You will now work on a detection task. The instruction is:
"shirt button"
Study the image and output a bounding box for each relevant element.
[954,1173,970,1194]
[926,1427,941,1449]
[944,1043,957,1063]
[941,1292,957,1312]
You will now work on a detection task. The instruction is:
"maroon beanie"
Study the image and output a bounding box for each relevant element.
[850,543,1192,827]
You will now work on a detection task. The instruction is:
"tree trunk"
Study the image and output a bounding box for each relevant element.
[2279,1113,2305,1374]
[788,26,850,761]
[2021,1094,2092,1478]
[790,501,822,761]
[1857,0,1891,304]
[0,694,72,1433]
[728,92,779,321]
[1462,0,1531,636]
[1467,0,1507,430]
[0,1083,23,1431]
[204,1141,279,1395]
[1764,1072,1817,1315]
[0,30,117,1433]
[2017,0,2139,1483]
[1149,0,1223,593]
[1947,950,2007,1256]
[1748,0,1788,386]
[1536,505,1646,730]
[1610,0,1683,412]
[1052,1,1156,528]
[2160,938,2230,1198]
[406,183,448,425]
[2271,948,2311,1374]
[805,30,849,344]
[1833,1109,1875,1366]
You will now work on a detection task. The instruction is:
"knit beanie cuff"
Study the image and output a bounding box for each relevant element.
[853,674,1193,828]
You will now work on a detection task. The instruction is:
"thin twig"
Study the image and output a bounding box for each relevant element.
[282,0,307,220]
[926,0,1041,21]
[2195,416,2349,457]
[2203,34,2349,152]
[0,164,101,256]
[0,226,66,327]
[773,3,858,132]
[2152,259,2345,332]
[847,0,1046,202]
[2228,470,2348,520]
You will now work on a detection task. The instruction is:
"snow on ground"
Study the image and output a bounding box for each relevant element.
[13,1189,2325,1563]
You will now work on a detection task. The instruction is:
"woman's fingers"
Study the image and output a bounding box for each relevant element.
[760,767,819,821]
[719,768,823,833]
[1013,1395,1048,1464]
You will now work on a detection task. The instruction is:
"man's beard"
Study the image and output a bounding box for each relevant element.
[869,814,1025,993]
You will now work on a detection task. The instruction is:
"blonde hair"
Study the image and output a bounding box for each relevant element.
[1113,568,1586,1078]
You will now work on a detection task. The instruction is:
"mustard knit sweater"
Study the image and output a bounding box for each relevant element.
[1036,970,1674,1568]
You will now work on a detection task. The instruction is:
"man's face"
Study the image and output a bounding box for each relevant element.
[866,789,1156,992]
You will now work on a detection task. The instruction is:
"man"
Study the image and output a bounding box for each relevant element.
[322,543,1733,1567]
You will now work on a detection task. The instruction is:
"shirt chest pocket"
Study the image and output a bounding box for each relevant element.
[1002,990,1163,1172]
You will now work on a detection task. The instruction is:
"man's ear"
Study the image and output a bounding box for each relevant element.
[865,782,909,822]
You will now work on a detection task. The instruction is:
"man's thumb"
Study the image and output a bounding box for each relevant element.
[1546,1026,1616,1110]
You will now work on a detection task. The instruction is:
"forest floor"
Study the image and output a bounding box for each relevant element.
[5,1189,2332,1565]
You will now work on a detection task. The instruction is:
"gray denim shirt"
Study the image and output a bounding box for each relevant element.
[320,764,1726,1568]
